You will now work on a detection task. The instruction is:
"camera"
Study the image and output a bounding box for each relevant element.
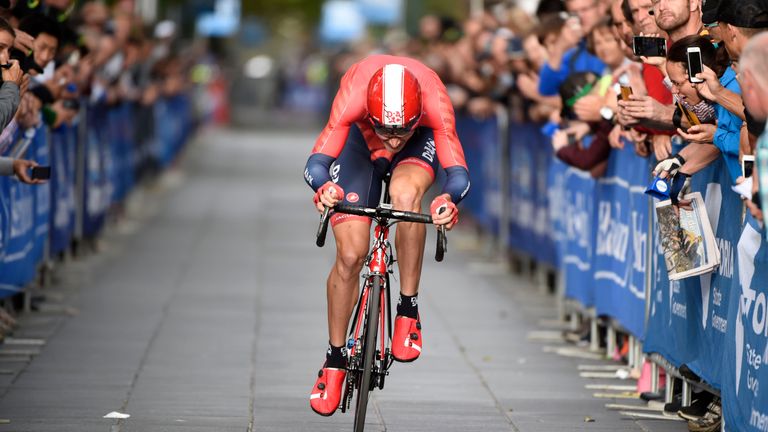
[9,48,43,75]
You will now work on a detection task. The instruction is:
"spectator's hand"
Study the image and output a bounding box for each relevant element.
[313,181,344,213]
[619,95,668,122]
[50,100,78,128]
[572,94,604,122]
[563,121,591,141]
[19,75,29,98]
[744,168,763,222]
[676,124,716,144]
[669,173,692,207]
[693,65,723,102]
[608,124,625,149]
[652,134,672,161]
[1,60,23,86]
[12,29,34,55]
[516,72,541,101]
[552,130,569,152]
[616,104,639,127]
[635,139,651,157]
[653,153,686,178]
[430,194,458,230]
[11,159,44,185]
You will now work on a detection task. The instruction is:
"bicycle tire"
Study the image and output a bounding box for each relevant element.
[353,275,381,432]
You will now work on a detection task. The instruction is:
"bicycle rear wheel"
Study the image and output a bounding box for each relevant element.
[353,275,382,432]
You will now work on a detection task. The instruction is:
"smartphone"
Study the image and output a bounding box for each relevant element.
[633,36,667,57]
[506,37,525,59]
[743,155,755,178]
[30,166,51,180]
[677,101,701,126]
[567,133,577,146]
[687,47,704,83]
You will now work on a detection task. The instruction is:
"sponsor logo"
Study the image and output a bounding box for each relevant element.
[346,192,359,203]
[304,168,314,186]
[330,162,341,183]
[421,138,436,163]
[384,110,403,125]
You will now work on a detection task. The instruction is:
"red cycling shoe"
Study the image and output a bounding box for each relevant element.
[392,315,422,362]
[309,365,346,416]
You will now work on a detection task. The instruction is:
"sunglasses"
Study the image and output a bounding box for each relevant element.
[370,116,420,138]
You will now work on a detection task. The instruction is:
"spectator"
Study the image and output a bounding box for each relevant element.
[0,16,22,129]
[652,0,703,42]
[537,0,607,96]
[739,32,768,222]
[0,156,43,184]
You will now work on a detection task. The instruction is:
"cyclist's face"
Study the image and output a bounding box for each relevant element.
[376,130,414,153]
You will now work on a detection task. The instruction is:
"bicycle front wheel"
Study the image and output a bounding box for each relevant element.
[353,275,382,432]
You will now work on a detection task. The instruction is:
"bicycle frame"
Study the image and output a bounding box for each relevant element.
[315,196,446,432]
[346,218,396,401]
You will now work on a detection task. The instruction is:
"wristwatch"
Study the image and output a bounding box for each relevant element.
[600,106,615,122]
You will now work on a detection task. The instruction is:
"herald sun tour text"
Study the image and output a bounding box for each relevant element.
[595,202,646,272]
[597,201,629,263]
[740,285,768,338]
[750,407,768,432]
[565,191,590,249]
[745,344,762,397]
[717,237,733,278]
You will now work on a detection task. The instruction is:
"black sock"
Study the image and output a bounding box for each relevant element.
[397,293,418,319]
[325,343,347,369]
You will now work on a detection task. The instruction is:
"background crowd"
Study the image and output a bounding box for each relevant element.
[316,0,768,430]
[0,0,213,340]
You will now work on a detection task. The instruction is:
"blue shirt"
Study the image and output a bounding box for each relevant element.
[538,39,606,97]
[713,66,743,183]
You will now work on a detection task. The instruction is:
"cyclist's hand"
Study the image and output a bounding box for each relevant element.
[314,181,345,212]
[430,194,458,230]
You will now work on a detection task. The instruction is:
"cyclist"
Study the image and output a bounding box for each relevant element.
[304,54,470,416]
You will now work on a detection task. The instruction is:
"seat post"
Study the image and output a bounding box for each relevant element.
[382,173,392,205]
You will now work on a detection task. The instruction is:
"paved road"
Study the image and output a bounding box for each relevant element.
[0,128,687,431]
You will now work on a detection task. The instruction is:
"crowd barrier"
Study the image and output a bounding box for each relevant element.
[458,114,768,431]
[0,95,193,299]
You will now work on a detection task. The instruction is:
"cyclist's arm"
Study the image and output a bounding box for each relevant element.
[305,64,367,191]
[421,71,470,203]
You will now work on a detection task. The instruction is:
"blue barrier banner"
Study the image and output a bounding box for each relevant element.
[694,162,742,389]
[644,159,735,375]
[508,123,556,265]
[83,106,109,237]
[32,125,50,264]
[592,146,650,338]
[560,163,597,307]
[455,116,498,232]
[49,126,76,255]
[532,130,556,266]
[0,129,37,296]
[547,158,568,268]
[722,214,768,432]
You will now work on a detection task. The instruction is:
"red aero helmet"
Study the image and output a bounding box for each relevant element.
[366,64,422,136]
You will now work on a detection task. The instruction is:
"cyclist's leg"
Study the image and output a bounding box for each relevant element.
[389,127,438,296]
[327,221,369,347]
[326,125,386,347]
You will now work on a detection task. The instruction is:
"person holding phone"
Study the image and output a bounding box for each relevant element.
[0,157,47,184]
[739,32,768,225]
[655,35,743,202]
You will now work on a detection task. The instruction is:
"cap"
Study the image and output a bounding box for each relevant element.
[718,0,768,28]
[701,0,721,25]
